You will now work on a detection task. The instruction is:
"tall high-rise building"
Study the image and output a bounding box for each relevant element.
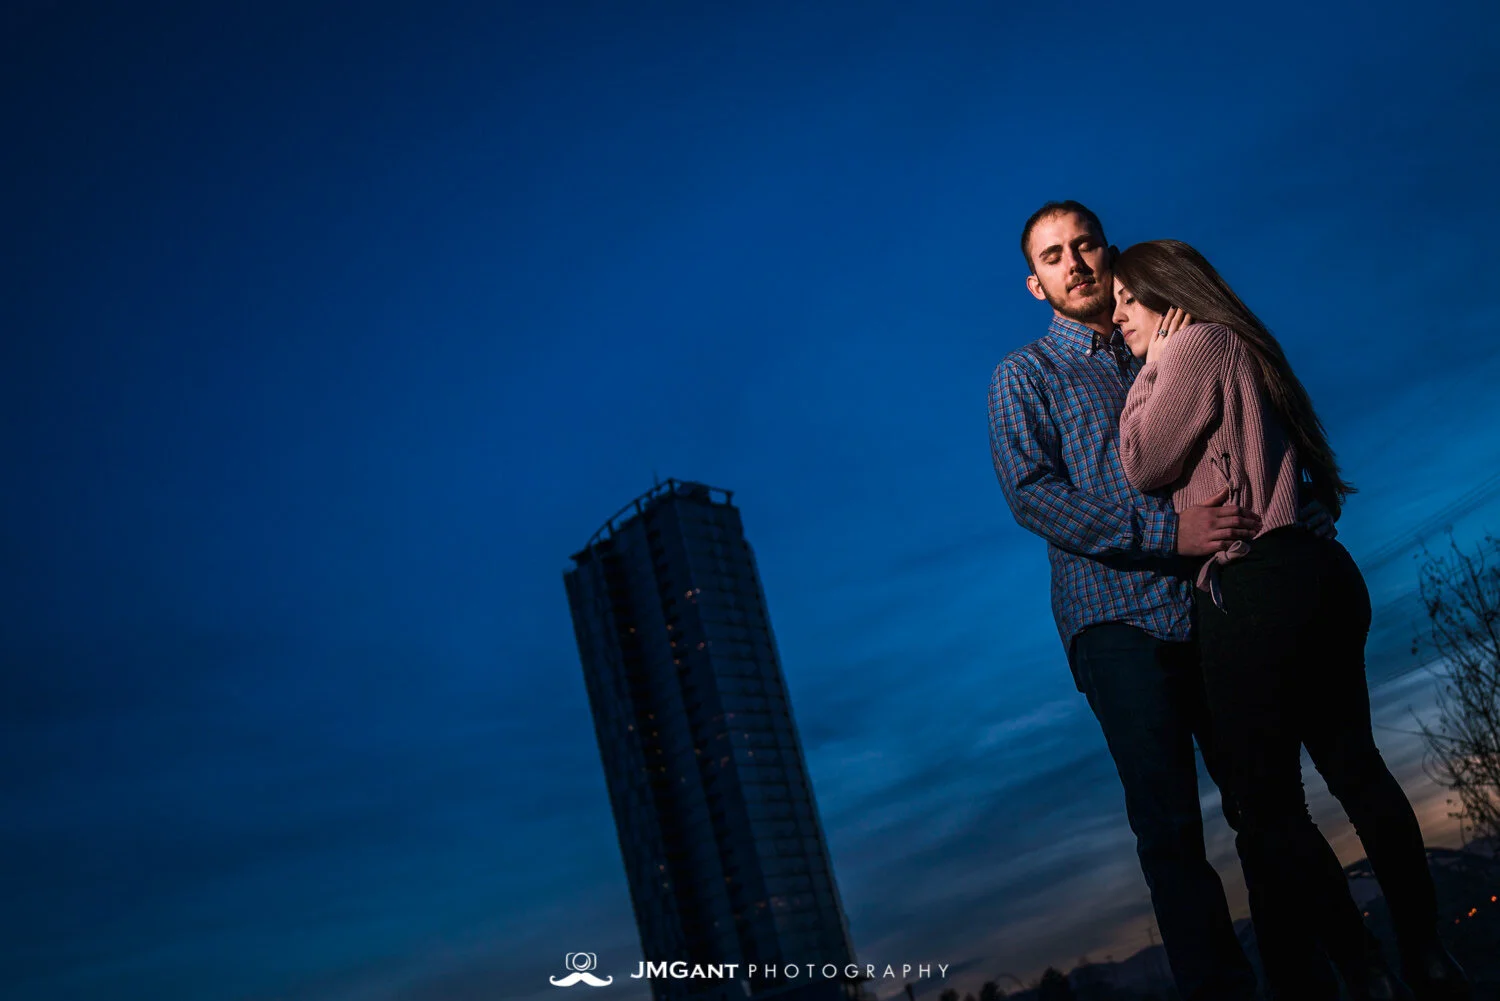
[564,480,863,1001]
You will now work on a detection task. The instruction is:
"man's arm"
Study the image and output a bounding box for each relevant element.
[988,357,1177,561]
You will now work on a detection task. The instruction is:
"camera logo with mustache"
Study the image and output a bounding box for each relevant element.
[550,953,614,987]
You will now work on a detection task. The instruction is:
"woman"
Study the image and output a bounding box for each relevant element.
[1111,240,1469,1001]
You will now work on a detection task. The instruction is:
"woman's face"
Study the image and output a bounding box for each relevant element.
[1112,278,1165,359]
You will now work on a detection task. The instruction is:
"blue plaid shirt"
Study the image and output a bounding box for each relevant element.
[988,315,1194,653]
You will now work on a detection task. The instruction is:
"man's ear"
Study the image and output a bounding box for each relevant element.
[1026,273,1046,302]
[1107,245,1119,267]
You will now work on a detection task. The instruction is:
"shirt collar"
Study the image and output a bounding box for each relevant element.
[1046,314,1122,356]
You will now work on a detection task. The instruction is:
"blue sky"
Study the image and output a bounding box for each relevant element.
[4,1,1500,999]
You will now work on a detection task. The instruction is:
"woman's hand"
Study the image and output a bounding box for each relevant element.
[1145,306,1194,365]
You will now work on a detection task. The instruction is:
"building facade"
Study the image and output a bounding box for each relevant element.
[564,480,864,1001]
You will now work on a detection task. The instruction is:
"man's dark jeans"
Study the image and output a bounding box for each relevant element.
[1069,622,1257,1001]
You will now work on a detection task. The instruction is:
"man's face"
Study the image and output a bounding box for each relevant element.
[1025,211,1114,322]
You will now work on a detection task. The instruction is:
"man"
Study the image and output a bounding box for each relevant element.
[988,201,1261,1000]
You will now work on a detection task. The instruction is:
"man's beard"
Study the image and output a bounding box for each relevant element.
[1045,279,1112,323]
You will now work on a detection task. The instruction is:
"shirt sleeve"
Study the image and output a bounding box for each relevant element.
[989,355,1178,560]
[1119,323,1228,492]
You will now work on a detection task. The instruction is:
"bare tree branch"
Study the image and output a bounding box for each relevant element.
[1416,533,1500,849]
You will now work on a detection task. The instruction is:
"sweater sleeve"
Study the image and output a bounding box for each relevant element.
[1119,323,1229,492]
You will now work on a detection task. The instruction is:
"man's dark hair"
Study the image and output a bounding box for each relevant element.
[1020,200,1107,272]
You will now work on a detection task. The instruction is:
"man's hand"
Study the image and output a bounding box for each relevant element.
[1297,498,1338,540]
[1177,486,1261,557]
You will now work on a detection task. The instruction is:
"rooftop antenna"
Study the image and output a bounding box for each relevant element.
[652,469,660,488]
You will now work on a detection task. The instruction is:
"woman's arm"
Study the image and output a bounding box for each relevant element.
[1119,323,1230,492]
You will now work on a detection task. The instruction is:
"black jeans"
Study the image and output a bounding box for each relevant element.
[1196,527,1439,997]
[1070,623,1257,1001]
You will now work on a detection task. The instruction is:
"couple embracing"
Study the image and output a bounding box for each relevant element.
[988,201,1470,1001]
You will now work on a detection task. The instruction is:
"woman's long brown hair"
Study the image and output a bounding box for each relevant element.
[1114,239,1355,518]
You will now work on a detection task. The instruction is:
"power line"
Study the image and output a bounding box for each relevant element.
[1360,469,1500,574]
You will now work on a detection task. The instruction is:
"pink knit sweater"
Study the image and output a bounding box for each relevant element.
[1118,322,1302,596]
